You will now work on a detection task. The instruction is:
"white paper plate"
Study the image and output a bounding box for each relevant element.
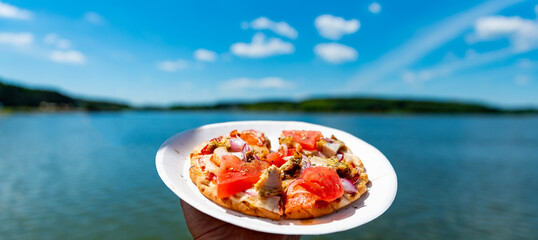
[156,121,397,235]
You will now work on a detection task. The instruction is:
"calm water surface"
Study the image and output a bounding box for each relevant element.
[1,112,537,240]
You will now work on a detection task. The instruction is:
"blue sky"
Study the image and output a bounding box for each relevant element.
[0,0,537,107]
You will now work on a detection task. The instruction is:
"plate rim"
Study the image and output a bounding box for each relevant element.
[156,120,398,235]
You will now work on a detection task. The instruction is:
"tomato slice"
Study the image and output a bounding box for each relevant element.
[217,155,268,198]
[300,166,343,202]
[200,136,224,155]
[238,130,266,146]
[284,179,320,212]
[265,152,287,167]
[282,130,322,150]
[200,144,212,155]
[279,146,299,157]
[229,130,239,138]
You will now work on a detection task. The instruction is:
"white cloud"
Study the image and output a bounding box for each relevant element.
[230,33,294,58]
[347,0,522,90]
[314,43,358,64]
[194,49,218,62]
[220,77,291,90]
[157,59,189,72]
[244,17,298,39]
[0,32,33,46]
[469,15,538,51]
[49,50,86,64]
[84,11,104,24]
[44,33,71,49]
[314,14,360,40]
[368,2,382,14]
[0,1,32,20]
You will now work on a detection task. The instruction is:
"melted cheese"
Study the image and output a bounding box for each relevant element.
[198,154,219,174]
[342,149,363,167]
[232,188,282,214]
[310,156,331,167]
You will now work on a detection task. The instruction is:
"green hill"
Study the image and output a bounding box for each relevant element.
[1,78,536,114]
[169,98,537,114]
[193,98,502,113]
[296,98,501,113]
[0,80,130,111]
[0,81,75,107]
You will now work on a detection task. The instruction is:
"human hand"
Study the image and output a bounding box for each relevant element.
[180,200,301,240]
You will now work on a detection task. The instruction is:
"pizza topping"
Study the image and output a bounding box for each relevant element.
[309,156,332,167]
[316,138,343,157]
[243,150,259,162]
[282,130,322,150]
[229,129,239,137]
[265,152,287,167]
[300,155,311,172]
[299,166,344,202]
[212,147,232,165]
[284,179,320,213]
[205,172,216,182]
[278,143,288,155]
[228,137,247,152]
[196,155,219,174]
[238,129,266,146]
[239,188,283,214]
[286,147,299,157]
[191,128,369,220]
[309,155,357,179]
[258,195,283,214]
[341,148,364,168]
[333,161,358,179]
[254,166,283,198]
[278,136,294,147]
[217,155,268,198]
[244,188,258,197]
[340,178,358,193]
[279,153,303,180]
[201,137,230,155]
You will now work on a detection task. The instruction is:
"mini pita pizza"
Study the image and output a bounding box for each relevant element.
[189,129,369,220]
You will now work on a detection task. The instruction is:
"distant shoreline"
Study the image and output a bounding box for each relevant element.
[2,107,538,116]
[2,79,537,114]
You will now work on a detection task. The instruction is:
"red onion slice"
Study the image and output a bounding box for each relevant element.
[336,153,344,161]
[245,188,257,196]
[301,157,311,172]
[239,143,253,162]
[316,151,327,158]
[229,138,245,152]
[287,178,305,190]
[340,178,358,193]
[241,143,252,152]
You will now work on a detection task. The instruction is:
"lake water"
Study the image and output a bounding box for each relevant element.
[1,111,537,240]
